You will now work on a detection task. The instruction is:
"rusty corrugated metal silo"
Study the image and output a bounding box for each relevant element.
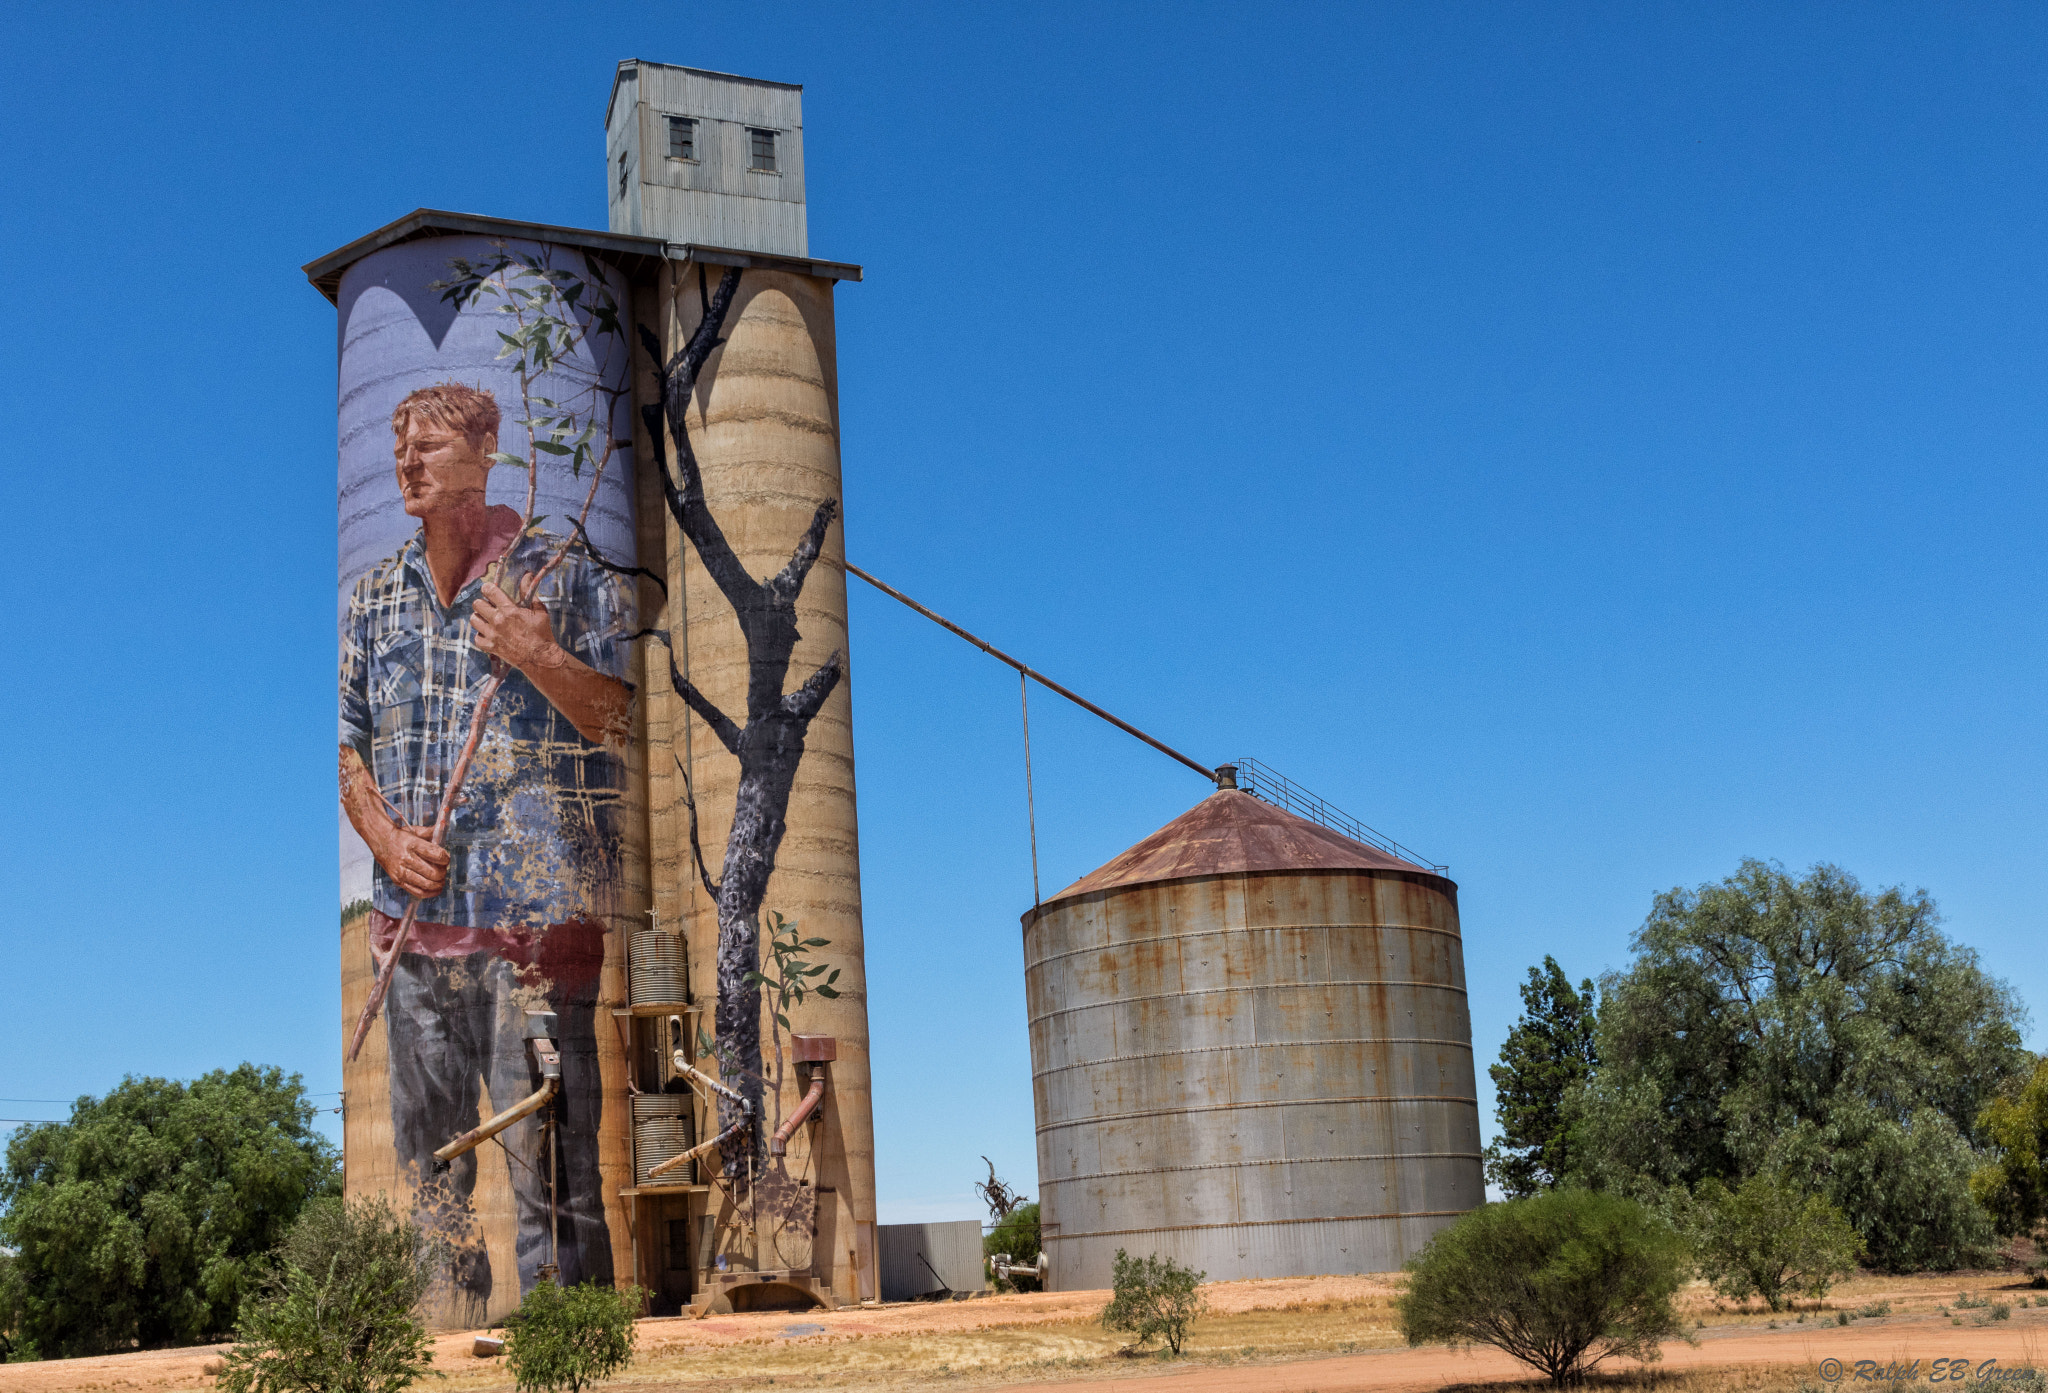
[1023,787,1482,1289]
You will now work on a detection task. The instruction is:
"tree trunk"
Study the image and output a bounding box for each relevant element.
[638,267,842,1180]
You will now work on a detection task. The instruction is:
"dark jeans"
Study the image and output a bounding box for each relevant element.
[387,947,613,1305]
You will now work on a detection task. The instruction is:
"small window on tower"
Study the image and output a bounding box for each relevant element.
[617,150,631,199]
[667,116,696,161]
[748,127,777,173]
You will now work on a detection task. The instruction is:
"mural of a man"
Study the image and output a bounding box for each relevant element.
[338,382,630,1307]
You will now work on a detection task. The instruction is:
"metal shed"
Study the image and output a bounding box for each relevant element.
[1023,788,1483,1290]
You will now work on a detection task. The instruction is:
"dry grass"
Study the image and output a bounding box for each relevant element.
[1674,1267,2048,1333]
[1440,1367,1829,1393]
[14,1269,2048,1393]
[428,1291,1412,1392]
[515,1271,2048,1393]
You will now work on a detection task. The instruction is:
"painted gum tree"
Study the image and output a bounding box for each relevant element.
[636,266,844,1181]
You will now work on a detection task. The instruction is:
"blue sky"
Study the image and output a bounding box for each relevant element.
[2,3,2045,1223]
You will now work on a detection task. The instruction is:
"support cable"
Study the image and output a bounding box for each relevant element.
[1021,672,1042,906]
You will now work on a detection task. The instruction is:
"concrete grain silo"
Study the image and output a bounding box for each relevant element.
[1023,782,1482,1289]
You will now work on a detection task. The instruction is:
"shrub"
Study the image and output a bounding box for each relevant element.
[1688,1174,1862,1312]
[504,1281,646,1393]
[1100,1250,1206,1356]
[984,1202,1041,1291]
[1397,1189,1688,1388]
[217,1196,435,1393]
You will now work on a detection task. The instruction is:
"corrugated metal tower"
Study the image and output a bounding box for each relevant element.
[606,60,807,254]
[1023,787,1482,1289]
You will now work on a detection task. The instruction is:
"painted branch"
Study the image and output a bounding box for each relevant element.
[674,752,720,900]
[571,516,667,597]
[347,667,507,1062]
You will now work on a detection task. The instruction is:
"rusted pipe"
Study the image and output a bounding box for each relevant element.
[770,1065,828,1156]
[432,1076,558,1165]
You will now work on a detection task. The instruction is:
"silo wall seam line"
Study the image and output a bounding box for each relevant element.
[1043,1150,1486,1185]
[1022,921,1465,973]
[1051,1210,1473,1241]
[1028,978,1466,1024]
[1036,1094,1480,1132]
[1030,1036,1472,1081]
[1030,867,1460,921]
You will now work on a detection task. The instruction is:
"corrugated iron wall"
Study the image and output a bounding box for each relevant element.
[1025,867,1483,1289]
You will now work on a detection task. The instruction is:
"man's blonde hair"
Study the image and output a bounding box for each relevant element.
[391,382,500,450]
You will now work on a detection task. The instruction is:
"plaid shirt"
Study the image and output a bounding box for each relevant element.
[340,527,633,929]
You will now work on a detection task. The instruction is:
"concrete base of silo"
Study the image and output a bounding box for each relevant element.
[1046,1212,1466,1292]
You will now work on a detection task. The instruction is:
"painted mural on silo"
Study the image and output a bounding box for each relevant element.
[335,235,638,1322]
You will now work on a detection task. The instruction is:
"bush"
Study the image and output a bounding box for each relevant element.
[1688,1173,1862,1311]
[1100,1250,1206,1355]
[984,1202,1041,1291]
[1397,1189,1688,1388]
[504,1280,646,1393]
[217,1196,436,1393]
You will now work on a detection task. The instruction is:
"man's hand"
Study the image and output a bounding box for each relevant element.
[472,582,563,672]
[377,823,451,900]
[341,744,450,902]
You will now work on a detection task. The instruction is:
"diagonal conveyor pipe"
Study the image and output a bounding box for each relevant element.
[432,1076,559,1165]
[432,1012,563,1166]
[647,1055,754,1180]
[845,563,1222,785]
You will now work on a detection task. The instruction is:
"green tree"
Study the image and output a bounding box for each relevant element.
[1687,1173,1862,1311]
[1485,956,1598,1198]
[504,1281,645,1393]
[0,1065,340,1358]
[217,1196,435,1393]
[1397,1189,1688,1388]
[1566,859,2023,1270]
[1100,1250,1206,1355]
[1972,1056,2048,1237]
[0,1248,28,1362]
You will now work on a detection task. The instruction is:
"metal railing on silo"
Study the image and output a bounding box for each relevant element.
[1231,756,1449,875]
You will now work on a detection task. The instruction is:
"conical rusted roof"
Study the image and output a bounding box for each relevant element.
[1041,789,1444,907]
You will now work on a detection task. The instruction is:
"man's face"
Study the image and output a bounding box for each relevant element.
[393,421,492,519]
